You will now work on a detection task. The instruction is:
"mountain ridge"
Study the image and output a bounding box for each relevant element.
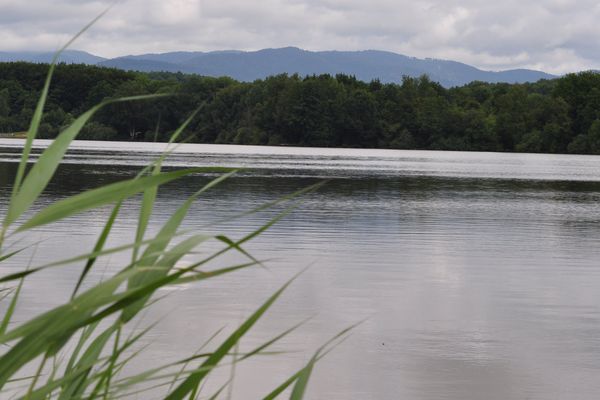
[0,50,106,65]
[0,47,556,87]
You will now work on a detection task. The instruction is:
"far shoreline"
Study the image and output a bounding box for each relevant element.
[1,137,599,159]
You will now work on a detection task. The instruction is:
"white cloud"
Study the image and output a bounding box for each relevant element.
[0,0,599,74]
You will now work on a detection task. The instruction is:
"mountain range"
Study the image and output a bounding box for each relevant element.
[0,48,556,87]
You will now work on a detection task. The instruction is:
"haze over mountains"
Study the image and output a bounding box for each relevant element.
[0,48,556,87]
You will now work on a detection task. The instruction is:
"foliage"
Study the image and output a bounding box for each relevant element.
[2,63,600,153]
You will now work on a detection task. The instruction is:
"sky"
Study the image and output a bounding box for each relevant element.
[1,0,599,74]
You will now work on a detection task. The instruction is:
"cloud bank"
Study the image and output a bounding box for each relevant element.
[0,0,599,74]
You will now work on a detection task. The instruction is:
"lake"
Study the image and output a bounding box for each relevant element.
[1,139,600,399]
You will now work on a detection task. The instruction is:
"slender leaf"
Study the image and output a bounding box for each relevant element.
[16,167,210,232]
[121,171,236,321]
[239,317,311,362]
[0,278,24,337]
[72,202,122,299]
[165,271,303,400]
[56,325,117,400]
[0,247,26,263]
[289,355,315,400]
[5,94,166,228]
[120,235,208,323]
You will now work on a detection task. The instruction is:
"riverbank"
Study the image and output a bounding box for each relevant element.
[2,62,600,155]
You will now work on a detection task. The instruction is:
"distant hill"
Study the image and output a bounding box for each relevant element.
[0,50,106,65]
[98,48,557,86]
[0,47,555,87]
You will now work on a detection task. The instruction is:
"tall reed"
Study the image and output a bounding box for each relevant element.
[0,21,353,400]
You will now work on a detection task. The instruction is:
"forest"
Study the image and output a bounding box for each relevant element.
[1,61,600,154]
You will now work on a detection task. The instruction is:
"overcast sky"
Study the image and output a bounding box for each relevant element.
[1,0,599,74]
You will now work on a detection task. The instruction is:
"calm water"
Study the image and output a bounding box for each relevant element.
[1,139,600,399]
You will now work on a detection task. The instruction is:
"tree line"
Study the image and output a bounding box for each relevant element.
[1,61,600,154]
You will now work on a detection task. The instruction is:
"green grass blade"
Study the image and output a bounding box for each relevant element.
[262,323,358,400]
[167,327,226,393]
[10,2,113,207]
[0,266,162,389]
[5,94,166,229]
[81,262,254,332]
[0,179,314,285]
[8,66,52,213]
[101,325,122,400]
[169,260,261,286]
[0,278,24,336]
[25,353,49,399]
[86,323,157,399]
[106,354,224,395]
[121,171,236,322]
[121,235,209,322]
[198,181,326,232]
[165,271,303,400]
[208,380,231,400]
[43,356,60,399]
[13,353,114,400]
[51,7,112,65]
[0,9,338,396]
[0,267,139,346]
[215,235,264,269]
[226,182,326,254]
[262,371,299,400]
[16,167,208,232]
[106,365,212,399]
[290,320,365,399]
[0,247,26,263]
[0,288,13,303]
[63,323,100,379]
[56,325,117,400]
[135,171,237,267]
[72,202,121,299]
[129,105,210,264]
[1,261,252,369]
[0,187,312,389]
[133,167,160,264]
[289,356,315,400]
[0,230,200,284]
[239,317,311,362]
[0,246,38,337]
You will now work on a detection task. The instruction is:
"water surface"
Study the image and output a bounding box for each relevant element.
[1,139,600,399]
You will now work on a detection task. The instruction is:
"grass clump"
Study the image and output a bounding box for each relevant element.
[0,22,352,400]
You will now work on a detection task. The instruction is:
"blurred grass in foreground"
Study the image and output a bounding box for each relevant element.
[0,18,355,400]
